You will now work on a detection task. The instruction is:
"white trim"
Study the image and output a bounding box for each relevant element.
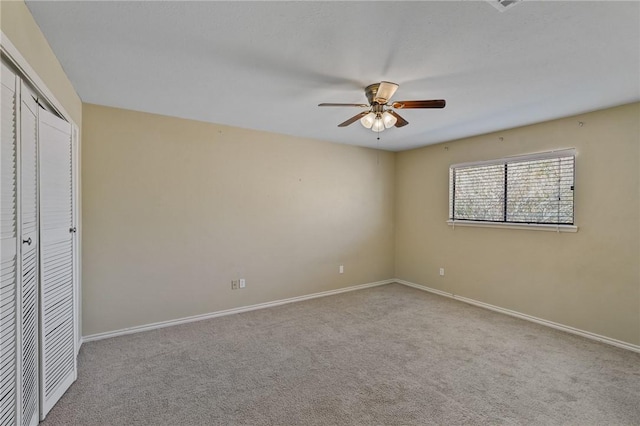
[14,65,24,426]
[72,124,81,357]
[447,220,578,233]
[450,148,576,169]
[82,279,395,342]
[82,277,640,353]
[0,31,74,124]
[395,279,640,354]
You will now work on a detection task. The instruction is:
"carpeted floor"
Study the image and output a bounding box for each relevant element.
[42,283,640,425]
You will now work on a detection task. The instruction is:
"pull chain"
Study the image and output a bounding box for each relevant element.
[376,127,381,165]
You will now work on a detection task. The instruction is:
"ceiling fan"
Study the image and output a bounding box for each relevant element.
[318,81,445,132]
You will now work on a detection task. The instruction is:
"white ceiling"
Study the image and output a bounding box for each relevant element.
[26,1,640,151]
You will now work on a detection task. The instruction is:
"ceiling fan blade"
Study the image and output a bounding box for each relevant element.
[374,81,399,103]
[392,99,446,109]
[318,103,369,107]
[338,112,368,127]
[388,110,409,128]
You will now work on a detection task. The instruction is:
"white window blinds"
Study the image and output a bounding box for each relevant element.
[449,150,575,225]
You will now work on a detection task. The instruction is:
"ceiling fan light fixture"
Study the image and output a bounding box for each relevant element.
[319,81,446,131]
[382,111,397,128]
[375,81,399,104]
[371,116,385,132]
[360,112,376,129]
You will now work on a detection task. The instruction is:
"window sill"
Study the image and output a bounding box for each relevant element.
[446,220,578,233]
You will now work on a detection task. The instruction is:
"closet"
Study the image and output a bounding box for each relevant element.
[1,59,78,425]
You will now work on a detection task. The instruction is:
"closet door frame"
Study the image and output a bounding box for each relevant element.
[0,31,82,424]
[2,60,22,426]
[1,31,81,355]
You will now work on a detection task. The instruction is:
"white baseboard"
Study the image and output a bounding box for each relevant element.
[83,279,395,342]
[396,279,640,354]
[83,278,640,354]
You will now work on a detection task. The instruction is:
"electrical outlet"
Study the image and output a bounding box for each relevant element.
[439,268,445,276]
[339,265,344,274]
[231,280,239,290]
[239,278,246,289]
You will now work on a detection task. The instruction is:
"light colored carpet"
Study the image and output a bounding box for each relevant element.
[42,283,640,425]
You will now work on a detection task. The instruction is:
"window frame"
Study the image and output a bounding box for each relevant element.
[447,149,578,232]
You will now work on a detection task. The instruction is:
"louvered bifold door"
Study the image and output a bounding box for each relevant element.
[38,107,75,419]
[0,62,19,426]
[20,84,39,426]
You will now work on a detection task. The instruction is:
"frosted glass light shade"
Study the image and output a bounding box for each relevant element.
[371,117,385,132]
[360,112,376,129]
[376,82,399,103]
[382,111,397,128]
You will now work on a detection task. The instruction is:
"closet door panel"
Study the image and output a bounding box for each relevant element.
[20,87,39,426]
[38,107,75,419]
[0,63,18,426]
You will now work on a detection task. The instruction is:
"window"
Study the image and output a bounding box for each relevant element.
[449,149,575,227]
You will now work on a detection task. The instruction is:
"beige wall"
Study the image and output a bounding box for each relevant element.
[82,102,640,345]
[81,104,396,335]
[395,103,640,346]
[5,0,638,347]
[0,1,82,124]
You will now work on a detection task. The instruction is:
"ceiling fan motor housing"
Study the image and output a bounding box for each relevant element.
[365,83,382,105]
